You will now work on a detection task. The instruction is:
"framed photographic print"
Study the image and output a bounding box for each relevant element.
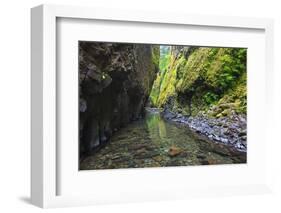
[31,4,274,208]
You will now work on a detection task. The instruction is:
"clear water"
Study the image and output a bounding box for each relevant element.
[80,108,246,170]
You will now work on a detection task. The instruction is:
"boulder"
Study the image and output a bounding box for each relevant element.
[168,145,183,157]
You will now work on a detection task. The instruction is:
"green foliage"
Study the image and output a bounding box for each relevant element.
[157,66,177,106]
[203,92,219,105]
[152,46,160,67]
[159,54,171,71]
[149,45,247,116]
[150,46,172,107]
[145,45,160,96]
[149,73,161,106]
[158,46,171,72]
[215,48,246,90]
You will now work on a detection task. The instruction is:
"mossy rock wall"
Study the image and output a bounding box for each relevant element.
[150,46,247,117]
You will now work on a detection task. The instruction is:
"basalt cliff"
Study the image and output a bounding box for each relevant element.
[79,42,159,155]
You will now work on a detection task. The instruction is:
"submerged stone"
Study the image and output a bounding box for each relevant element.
[168,145,183,157]
[80,109,245,170]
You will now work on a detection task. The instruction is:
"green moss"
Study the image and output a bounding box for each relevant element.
[143,45,160,96]
[216,71,247,114]
[149,73,161,106]
[149,46,247,117]
[152,46,160,67]
[157,66,177,106]
[203,92,219,105]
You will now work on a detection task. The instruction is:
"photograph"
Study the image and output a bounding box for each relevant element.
[78,41,247,170]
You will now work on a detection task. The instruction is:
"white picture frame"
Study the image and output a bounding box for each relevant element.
[31,4,274,208]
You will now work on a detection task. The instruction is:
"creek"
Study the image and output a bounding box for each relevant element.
[80,108,246,170]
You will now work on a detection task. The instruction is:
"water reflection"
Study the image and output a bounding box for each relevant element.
[80,108,246,170]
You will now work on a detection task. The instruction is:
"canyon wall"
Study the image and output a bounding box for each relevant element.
[79,42,159,155]
[150,46,247,151]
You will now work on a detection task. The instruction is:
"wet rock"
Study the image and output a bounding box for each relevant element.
[150,161,161,167]
[111,155,121,160]
[200,160,210,165]
[178,152,189,158]
[152,155,164,162]
[135,148,147,155]
[238,129,247,137]
[112,156,131,163]
[129,144,148,150]
[165,160,180,167]
[116,135,128,140]
[197,154,206,159]
[79,42,159,156]
[80,98,87,112]
[162,109,177,120]
[220,138,228,144]
[241,135,247,141]
[161,108,247,152]
[168,146,183,157]
[134,151,159,159]
[212,146,231,157]
[207,159,219,165]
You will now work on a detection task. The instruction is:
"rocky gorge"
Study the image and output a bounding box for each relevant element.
[79,42,247,168]
[150,46,247,152]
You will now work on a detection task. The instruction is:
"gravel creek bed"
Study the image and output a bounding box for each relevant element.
[161,108,247,152]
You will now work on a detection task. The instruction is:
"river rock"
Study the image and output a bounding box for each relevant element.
[161,108,247,152]
[168,145,182,157]
[197,153,206,159]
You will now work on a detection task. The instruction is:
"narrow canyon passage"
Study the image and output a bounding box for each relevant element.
[79,42,247,169]
[80,108,245,170]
